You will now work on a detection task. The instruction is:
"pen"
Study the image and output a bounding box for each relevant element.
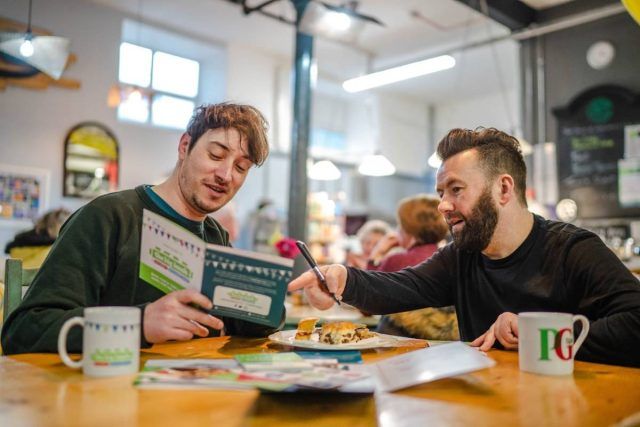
[295,240,341,305]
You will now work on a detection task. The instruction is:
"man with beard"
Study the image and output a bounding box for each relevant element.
[289,127,640,367]
[2,103,282,354]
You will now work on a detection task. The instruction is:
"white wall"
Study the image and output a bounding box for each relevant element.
[435,89,521,142]
[343,93,379,161]
[377,94,431,176]
[224,43,292,230]
[316,90,431,177]
[226,43,284,144]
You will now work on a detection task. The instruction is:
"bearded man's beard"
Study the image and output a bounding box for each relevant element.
[450,188,498,252]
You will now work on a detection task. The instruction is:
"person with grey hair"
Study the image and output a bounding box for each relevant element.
[345,219,392,270]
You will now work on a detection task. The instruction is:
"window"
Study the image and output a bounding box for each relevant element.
[117,42,199,129]
[311,128,346,152]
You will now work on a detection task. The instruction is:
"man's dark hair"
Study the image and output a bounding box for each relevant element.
[436,127,527,206]
[185,102,270,166]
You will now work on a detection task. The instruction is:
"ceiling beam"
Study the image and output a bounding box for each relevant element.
[453,0,536,31]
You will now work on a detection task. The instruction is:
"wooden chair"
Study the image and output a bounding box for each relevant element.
[2,259,38,322]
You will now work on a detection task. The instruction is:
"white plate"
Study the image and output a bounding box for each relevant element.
[268,330,402,350]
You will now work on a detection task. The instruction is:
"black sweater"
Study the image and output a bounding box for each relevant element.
[343,215,640,367]
[2,186,283,354]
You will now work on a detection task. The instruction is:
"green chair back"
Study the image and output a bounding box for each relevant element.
[3,259,38,322]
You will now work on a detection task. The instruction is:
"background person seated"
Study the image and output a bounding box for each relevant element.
[370,195,459,341]
[4,208,71,269]
[345,219,392,270]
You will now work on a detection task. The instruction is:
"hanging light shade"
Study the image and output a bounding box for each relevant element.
[297,1,383,44]
[427,152,442,169]
[308,160,341,181]
[0,33,70,80]
[106,84,122,108]
[0,0,71,80]
[358,153,396,177]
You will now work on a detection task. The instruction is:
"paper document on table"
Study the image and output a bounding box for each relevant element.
[368,341,495,392]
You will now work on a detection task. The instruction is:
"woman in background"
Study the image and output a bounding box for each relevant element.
[371,195,459,341]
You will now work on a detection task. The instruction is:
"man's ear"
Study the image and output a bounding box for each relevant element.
[498,174,515,206]
[178,133,191,160]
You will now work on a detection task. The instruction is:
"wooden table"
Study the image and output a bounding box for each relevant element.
[2,337,640,427]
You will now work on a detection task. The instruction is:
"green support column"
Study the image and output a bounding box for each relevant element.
[288,0,313,275]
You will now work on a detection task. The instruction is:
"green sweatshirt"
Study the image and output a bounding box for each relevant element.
[1,186,283,354]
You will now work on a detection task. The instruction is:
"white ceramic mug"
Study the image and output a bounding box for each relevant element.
[57,307,141,377]
[518,312,590,376]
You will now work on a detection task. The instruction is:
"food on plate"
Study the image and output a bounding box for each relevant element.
[294,317,319,340]
[319,321,376,344]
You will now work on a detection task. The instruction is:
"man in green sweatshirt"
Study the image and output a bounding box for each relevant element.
[2,102,281,354]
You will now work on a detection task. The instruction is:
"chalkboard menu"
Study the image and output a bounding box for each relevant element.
[553,85,640,219]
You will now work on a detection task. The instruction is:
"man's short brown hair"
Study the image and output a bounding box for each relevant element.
[186,102,270,166]
[436,127,527,206]
[397,194,448,245]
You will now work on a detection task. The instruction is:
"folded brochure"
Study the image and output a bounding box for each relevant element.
[139,209,293,327]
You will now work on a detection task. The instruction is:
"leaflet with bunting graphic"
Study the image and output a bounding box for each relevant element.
[139,209,293,327]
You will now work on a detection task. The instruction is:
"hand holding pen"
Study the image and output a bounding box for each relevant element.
[295,241,341,306]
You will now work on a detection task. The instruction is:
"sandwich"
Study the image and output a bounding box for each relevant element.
[295,317,319,341]
[320,321,375,345]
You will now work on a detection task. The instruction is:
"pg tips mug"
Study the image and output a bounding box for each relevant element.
[518,312,590,375]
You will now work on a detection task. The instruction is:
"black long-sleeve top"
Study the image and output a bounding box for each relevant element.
[343,215,640,367]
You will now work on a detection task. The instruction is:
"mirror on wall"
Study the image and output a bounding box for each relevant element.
[63,122,119,198]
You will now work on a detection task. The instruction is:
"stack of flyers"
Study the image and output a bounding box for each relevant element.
[134,354,374,394]
[134,359,285,391]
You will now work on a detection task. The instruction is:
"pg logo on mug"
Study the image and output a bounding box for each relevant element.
[518,312,590,376]
[538,327,575,361]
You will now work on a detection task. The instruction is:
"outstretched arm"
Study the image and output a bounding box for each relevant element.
[288,247,456,315]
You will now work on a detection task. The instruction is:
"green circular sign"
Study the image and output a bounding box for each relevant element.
[585,96,614,124]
